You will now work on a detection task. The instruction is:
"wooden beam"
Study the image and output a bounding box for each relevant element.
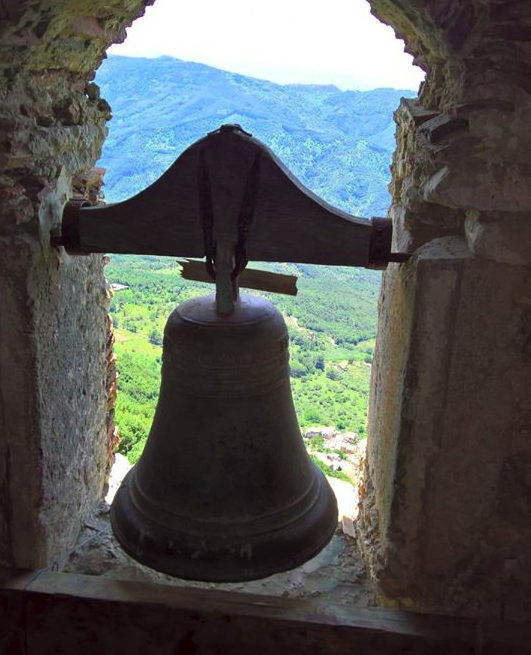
[55,126,381,267]
[178,259,298,295]
[0,568,530,654]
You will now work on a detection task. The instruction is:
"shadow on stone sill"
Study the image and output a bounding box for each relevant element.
[62,502,373,608]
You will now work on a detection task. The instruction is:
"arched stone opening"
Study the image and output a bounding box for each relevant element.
[1,0,531,621]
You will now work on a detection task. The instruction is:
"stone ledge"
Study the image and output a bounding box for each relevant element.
[1,567,530,654]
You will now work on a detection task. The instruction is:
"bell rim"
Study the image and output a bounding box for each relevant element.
[110,464,338,583]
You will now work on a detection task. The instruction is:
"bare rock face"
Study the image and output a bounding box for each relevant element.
[104,453,132,505]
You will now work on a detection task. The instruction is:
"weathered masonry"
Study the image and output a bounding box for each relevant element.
[1,0,531,650]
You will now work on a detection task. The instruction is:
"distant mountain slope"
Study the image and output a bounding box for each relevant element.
[95,55,412,217]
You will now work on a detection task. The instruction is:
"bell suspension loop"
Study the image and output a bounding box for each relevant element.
[214,241,240,315]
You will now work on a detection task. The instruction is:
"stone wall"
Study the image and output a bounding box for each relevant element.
[0,1,152,568]
[360,0,531,619]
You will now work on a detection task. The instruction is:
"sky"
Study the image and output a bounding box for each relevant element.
[108,0,424,91]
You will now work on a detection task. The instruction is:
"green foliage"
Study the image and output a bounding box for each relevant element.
[107,255,380,464]
[148,328,163,346]
[308,454,351,484]
[113,349,160,455]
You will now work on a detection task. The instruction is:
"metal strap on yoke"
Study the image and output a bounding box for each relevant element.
[197,144,261,281]
[197,149,216,279]
[233,152,261,279]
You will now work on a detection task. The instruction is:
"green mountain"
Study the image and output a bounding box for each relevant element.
[96,56,411,467]
[96,55,411,217]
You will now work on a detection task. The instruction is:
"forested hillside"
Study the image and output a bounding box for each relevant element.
[97,55,410,217]
[97,55,412,469]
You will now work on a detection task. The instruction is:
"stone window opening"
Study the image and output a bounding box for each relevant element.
[2,0,531,625]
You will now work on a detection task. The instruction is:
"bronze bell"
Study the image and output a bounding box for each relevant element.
[110,292,338,582]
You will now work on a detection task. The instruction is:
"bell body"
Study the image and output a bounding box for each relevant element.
[111,293,338,581]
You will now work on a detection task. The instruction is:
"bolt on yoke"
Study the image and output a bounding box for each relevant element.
[53,124,410,313]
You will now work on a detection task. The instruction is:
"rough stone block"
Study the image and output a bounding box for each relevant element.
[360,236,531,618]
[0,237,109,568]
[466,209,531,266]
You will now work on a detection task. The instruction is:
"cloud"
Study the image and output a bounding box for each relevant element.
[109,0,424,91]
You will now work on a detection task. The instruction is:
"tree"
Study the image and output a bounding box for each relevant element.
[149,328,163,346]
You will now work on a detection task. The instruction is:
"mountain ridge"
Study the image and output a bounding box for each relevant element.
[95,54,412,217]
